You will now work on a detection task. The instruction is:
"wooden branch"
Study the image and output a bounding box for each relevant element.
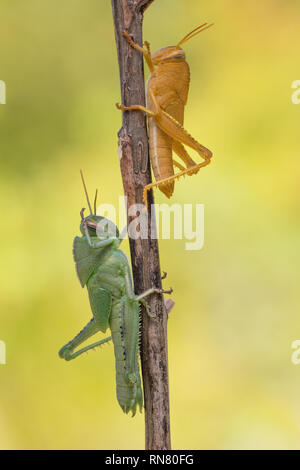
[111,0,171,450]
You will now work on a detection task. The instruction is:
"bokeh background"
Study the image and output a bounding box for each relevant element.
[0,0,300,450]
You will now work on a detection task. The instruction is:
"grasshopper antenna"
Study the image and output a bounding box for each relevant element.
[94,189,98,215]
[177,23,214,47]
[80,170,93,214]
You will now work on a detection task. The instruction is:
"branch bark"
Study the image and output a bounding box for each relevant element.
[111,0,171,450]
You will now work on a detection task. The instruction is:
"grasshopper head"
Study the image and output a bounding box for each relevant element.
[80,211,120,240]
[151,46,186,65]
[152,23,213,65]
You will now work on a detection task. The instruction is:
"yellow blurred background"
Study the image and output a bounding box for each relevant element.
[0,0,300,449]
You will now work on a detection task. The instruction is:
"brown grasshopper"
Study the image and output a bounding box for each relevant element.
[116,23,213,207]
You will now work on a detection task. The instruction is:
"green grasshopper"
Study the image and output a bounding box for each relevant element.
[59,172,172,416]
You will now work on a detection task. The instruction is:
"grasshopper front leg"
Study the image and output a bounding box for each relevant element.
[83,221,119,250]
[122,31,154,73]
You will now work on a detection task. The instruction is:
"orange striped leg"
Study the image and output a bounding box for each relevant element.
[142,159,211,207]
[173,141,202,176]
[172,159,185,171]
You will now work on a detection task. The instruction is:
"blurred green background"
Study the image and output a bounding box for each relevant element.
[0,0,300,450]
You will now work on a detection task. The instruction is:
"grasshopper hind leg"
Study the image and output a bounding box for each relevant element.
[142,139,212,207]
[59,287,113,361]
[59,319,112,361]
